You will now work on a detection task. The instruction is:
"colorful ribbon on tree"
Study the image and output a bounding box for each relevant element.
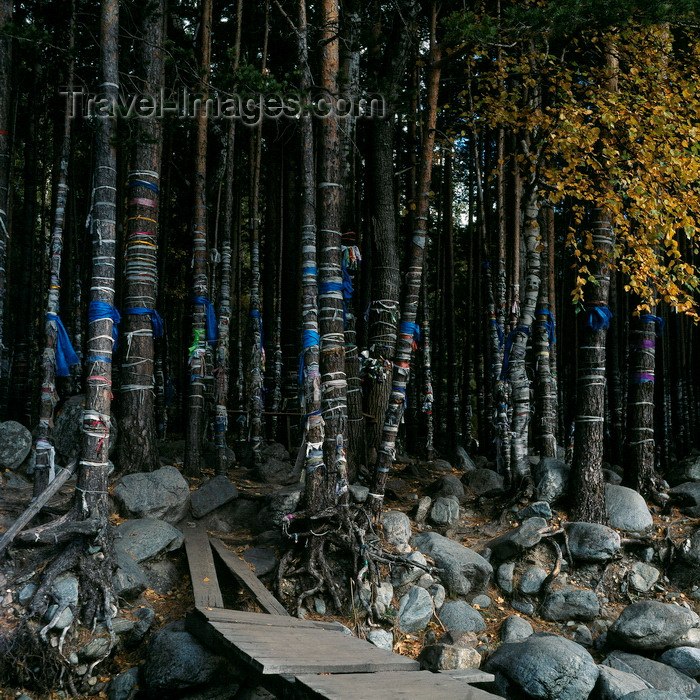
[640,314,664,336]
[88,301,121,346]
[123,307,164,338]
[536,308,556,347]
[500,326,530,380]
[46,312,80,376]
[585,305,613,331]
[191,296,218,343]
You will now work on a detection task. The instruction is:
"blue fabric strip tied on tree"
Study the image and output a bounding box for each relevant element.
[88,301,121,347]
[536,308,556,347]
[191,296,218,344]
[123,307,164,338]
[500,326,530,380]
[298,330,320,386]
[585,305,613,331]
[46,313,80,377]
[640,313,664,336]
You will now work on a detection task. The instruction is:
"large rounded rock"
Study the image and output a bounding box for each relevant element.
[484,517,547,560]
[143,620,237,695]
[115,518,184,563]
[437,600,486,633]
[0,420,32,470]
[603,650,700,697]
[659,646,700,678]
[621,692,691,700]
[411,531,492,596]
[605,484,653,532]
[427,475,465,499]
[464,468,505,497]
[429,496,460,527]
[609,601,700,651]
[534,457,570,504]
[566,522,621,562]
[485,632,599,700]
[53,395,117,460]
[397,585,433,633]
[541,587,600,622]
[381,511,412,550]
[595,665,652,699]
[500,615,534,643]
[113,467,190,524]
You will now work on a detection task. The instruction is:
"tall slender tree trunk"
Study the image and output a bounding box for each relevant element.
[118,0,165,474]
[248,2,269,471]
[214,0,242,475]
[624,308,661,499]
[298,0,324,511]
[34,1,77,495]
[0,0,11,382]
[368,2,440,515]
[317,0,347,504]
[185,0,213,477]
[570,41,619,524]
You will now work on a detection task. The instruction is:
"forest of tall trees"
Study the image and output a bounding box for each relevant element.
[1,0,700,689]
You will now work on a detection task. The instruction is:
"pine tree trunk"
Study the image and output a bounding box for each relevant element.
[368,3,440,515]
[34,1,76,495]
[118,0,165,475]
[0,0,11,381]
[213,0,242,476]
[298,0,324,512]
[624,310,660,498]
[185,0,213,477]
[317,0,347,504]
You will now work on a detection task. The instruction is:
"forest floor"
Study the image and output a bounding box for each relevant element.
[1,447,698,699]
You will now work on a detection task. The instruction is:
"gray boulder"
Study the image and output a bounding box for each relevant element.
[414,496,432,523]
[519,566,548,595]
[348,483,369,503]
[621,692,691,700]
[630,562,661,593]
[517,501,553,522]
[108,667,140,700]
[258,456,293,484]
[429,458,454,473]
[484,517,548,560]
[605,484,653,532]
[367,629,393,651]
[429,496,460,527]
[485,632,599,700]
[50,574,79,607]
[113,467,190,524]
[541,587,600,622]
[464,469,505,497]
[454,446,476,472]
[566,522,621,562]
[243,547,277,577]
[142,559,181,595]
[667,455,700,486]
[608,601,700,651]
[391,551,428,588]
[190,475,239,519]
[142,620,237,694]
[534,457,570,503]
[115,518,184,563]
[261,442,289,461]
[659,646,700,678]
[113,548,148,598]
[595,666,652,700]
[604,469,624,485]
[381,511,412,550]
[397,585,433,633]
[264,485,303,528]
[603,650,699,697]
[668,482,700,516]
[428,475,465,499]
[0,420,32,469]
[500,615,533,643]
[411,531,492,596]
[437,600,486,633]
[497,562,515,593]
[53,395,117,460]
[418,643,481,671]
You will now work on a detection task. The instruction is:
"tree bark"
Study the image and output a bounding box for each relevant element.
[0,0,11,382]
[118,0,165,475]
[185,0,213,477]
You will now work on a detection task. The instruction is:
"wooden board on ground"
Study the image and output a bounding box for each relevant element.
[193,606,345,631]
[209,537,288,616]
[293,671,504,699]
[183,524,224,609]
[186,608,419,676]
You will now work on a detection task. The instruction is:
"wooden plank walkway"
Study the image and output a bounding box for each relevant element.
[183,535,504,699]
[183,524,224,608]
[295,671,503,699]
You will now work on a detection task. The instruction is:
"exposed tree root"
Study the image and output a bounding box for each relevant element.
[278,504,441,620]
